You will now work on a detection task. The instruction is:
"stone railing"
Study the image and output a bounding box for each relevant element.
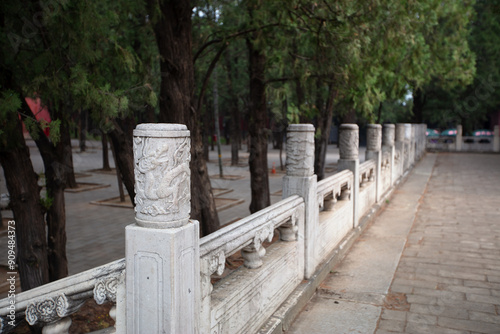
[0,122,427,334]
[199,195,305,334]
[427,125,500,153]
[0,259,125,333]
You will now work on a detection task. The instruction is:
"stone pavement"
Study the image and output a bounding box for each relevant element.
[287,152,500,334]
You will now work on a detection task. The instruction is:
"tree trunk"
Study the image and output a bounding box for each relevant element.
[0,115,50,291]
[247,37,270,213]
[412,87,426,123]
[107,117,136,203]
[45,169,68,281]
[24,101,69,282]
[225,50,241,166]
[79,109,87,152]
[202,98,210,161]
[314,85,337,181]
[100,131,111,171]
[59,117,77,189]
[151,0,219,235]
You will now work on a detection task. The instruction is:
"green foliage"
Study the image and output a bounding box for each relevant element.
[40,193,53,211]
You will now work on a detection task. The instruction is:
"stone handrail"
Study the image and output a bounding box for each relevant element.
[200,195,304,278]
[359,159,376,185]
[198,195,305,333]
[316,169,353,211]
[0,259,125,333]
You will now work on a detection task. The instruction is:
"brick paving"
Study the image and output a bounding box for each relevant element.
[378,153,500,334]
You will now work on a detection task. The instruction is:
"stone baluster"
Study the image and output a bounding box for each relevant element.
[395,124,406,179]
[494,125,500,153]
[337,124,359,228]
[126,124,200,334]
[456,125,463,152]
[383,124,395,186]
[366,124,382,202]
[282,124,318,279]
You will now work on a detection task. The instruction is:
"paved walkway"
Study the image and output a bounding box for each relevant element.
[287,152,500,334]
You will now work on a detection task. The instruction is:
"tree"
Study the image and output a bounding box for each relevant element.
[1,0,155,287]
[148,0,220,236]
[410,0,476,123]
[0,89,50,291]
[421,0,500,132]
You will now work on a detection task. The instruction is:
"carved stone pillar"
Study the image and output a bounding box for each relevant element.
[395,124,406,180]
[403,124,412,171]
[337,124,360,228]
[383,124,396,186]
[420,124,427,159]
[283,124,318,279]
[494,125,500,153]
[126,124,200,334]
[366,124,382,202]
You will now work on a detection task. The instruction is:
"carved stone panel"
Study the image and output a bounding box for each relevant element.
[286,124,315,177]
[366,124,382,152]
[25,293,83,327]
[133,124,191,227]
[339,124,359,160]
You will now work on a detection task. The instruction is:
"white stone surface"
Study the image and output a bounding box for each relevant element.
[133,123,191,228]
[339,124,359,160]
[283,124,318,279]
[125,221,200,334]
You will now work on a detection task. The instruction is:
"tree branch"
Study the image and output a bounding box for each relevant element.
[193,24,280,63]
[195,42,229,114]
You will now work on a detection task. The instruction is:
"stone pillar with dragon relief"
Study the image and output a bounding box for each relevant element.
[366,124,382,202]
[337,124,360,227]
[126,124,200,334]
[282,124,319,279]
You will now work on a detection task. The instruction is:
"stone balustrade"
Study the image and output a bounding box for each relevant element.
[427,124,499,153]
[0,259,125,333]
[0,122,428,334]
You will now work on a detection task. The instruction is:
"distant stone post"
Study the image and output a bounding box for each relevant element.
[126,124,200,334]
[366,124,382,203]
[410,125,416,165]
[382,124,395,186]
[395,124,406,178]
[404,124,412,171]
[494,125,500,153]
[456,125,463,152]
[283,124,319,279]
[418,124,426,159]
[338,124,360,227]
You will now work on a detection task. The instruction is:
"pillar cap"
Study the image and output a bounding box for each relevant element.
[367,124,382,129]
[383,124,395,128]
[134,123,190,138]
[340,124,358,130]
[288,124,315,132]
